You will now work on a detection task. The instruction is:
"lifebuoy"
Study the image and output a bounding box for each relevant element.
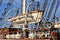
[51,32,57,36]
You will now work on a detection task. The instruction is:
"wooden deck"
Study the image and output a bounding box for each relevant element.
[0,38,50,40]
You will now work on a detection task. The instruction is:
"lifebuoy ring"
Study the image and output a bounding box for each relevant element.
[51,32,57,36]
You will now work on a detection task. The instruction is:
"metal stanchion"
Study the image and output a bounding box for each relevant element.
[36,30,37,40]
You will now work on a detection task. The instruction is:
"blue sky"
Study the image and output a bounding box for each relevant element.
[0,0,60,28]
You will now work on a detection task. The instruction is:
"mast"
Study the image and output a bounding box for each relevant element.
[22,0,26,14]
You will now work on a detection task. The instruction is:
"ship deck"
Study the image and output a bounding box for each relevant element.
[0,38,50,40]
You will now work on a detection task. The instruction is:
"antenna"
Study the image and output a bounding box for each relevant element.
[15,9,19,16]
[36,2,39,10]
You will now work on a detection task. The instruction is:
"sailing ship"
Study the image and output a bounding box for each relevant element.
[0,0,60,40]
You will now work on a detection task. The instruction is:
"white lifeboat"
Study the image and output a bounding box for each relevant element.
[8,11,44,24]
[6,34,10,39]
[10,34,15,39]
[15,33,21,39]
[29,32,35,39]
